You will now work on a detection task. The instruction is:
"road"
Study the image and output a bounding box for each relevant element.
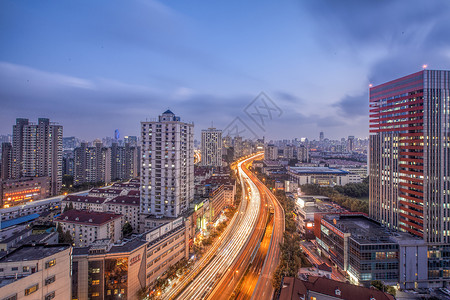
[171,153,264,300]
[250,172,285,300]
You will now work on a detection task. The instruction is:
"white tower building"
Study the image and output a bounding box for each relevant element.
[140,110,194,218]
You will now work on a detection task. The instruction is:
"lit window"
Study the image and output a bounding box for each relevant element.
[45,259,56,269]
[92,280,100,285]
[25,284,39,296]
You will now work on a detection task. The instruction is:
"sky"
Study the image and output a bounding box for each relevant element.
[1,0,450,141]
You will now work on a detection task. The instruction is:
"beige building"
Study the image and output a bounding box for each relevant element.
[72,239,147,300]
[105,196,140,233]
[55,210,123,247]
[0,244,72,300]
[61,195,108,212]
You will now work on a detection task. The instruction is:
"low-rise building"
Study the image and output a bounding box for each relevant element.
[55,210,123,247]
[105,196,140,233]
[0,177,51,208]
[288,166,361,186]
[279,276,395,300]
[72,239,147,300]
[0,244,72,300]
[61,195,108,212]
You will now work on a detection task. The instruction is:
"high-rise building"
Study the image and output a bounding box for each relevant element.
[347,135,355,152]
[319,131,324,142]
[10,118,63,195]
[1,142,12,180]
[140,110,194,218]
[201,128,222,167]
[297,145,309,163]
[264,144,278,160]
[369,70,450,286]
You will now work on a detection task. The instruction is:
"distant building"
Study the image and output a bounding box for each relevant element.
[0,244,72,300]
[10,118,63,195]
[201,128,222,167]
[1,142,12,180]
[288,166,361,186]
[140,110,194,220]
[264,144,278,160]
[55,210,123,247]
[347,135,355,152]
[279,276,395,300]
[319,131,324,142]
[0,177,51,208]
[296,145,309,162]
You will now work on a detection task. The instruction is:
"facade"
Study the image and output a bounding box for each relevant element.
[55,210,123,247]
[61,195,108,212]
[0,244,72,300]
[140,110,194,219]
[10,118,63,195]
[105,196,140,233]
[288,166,361,186]
[296,145,309,162]
[314,213,427,289]
[72,239,147,300]
[0,177,51,208]
[264,144,278,160]
[1,142,12,180]
[201,128,222,167]
[369,70,450,287]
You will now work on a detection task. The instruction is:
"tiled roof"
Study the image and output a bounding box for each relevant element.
[106,196,140,206]
[63,195,107,204]
[55,210,122,225]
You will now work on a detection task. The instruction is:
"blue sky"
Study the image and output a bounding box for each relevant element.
[1,0,450,141]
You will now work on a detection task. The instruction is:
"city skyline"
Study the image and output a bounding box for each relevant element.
[1,1,450,140]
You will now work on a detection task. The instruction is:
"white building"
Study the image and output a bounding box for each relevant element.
[201,128,222,167]
[55,210,123,247]
[0,244,72,300]
[140,110,194,219]
[288,166,361,187]
[264,144,278,160]
[61,195,108,212]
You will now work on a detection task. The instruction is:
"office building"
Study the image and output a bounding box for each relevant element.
[369,70,450,287]
[140,110,194,219]
[288,167,361,186]
[0,244,72,300]
[201,128,222,167]
[10,118,63,195]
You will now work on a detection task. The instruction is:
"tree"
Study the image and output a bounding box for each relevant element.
[63,202,74,213]
[370,280,396,297]
[122,222,133,237]
[57,224,74,244]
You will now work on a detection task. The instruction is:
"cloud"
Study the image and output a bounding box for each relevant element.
[333,93,368,118]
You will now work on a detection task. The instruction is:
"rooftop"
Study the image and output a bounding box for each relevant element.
[323,214,397,245]
[63,195,107,204]
[279,276,395,300]
[55,210,122,225]
[289,166,349,175]
[106,196,140,206]
[0,244,70,263]
[89,188,122,195]
[72,237,147,256]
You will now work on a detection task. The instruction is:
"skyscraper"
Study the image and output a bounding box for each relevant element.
[319,131,324,142]
[369,70,450,285]
[1,142,12,180]
[10,118,63,195]
[201,128,222,167]
[140,110,194,219]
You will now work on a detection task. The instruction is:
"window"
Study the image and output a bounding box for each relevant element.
[92,292,100,297]
[45,275,56,285]
[2,294,17,300]
[44,291,55,300]
[24,284,39,296]
[11,267,18,271]
[22,266,30,272]
[45,259,56,269]
[92,280,100,285]
[91,268,100,273]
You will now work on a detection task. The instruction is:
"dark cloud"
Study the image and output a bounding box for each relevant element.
[333,93,368,118]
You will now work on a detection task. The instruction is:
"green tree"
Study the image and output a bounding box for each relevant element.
[122,222,133,237]
[63,202,74,213]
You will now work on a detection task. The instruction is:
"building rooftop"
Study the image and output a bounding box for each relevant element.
[106,196,140,206]
[289,166,349,175]
[0,244,70,263]
[63,195,107,204]
[323,214,397,245]
[72,237,147,256]
[89,188,123,195]
[279,276,395,300]
[111,182,140,189]
[55,210,122,225]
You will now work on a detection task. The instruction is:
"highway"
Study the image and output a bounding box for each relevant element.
[250,171,285,300]
[165,153,263,300]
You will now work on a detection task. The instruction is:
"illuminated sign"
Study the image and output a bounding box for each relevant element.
[130,254,141,266]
